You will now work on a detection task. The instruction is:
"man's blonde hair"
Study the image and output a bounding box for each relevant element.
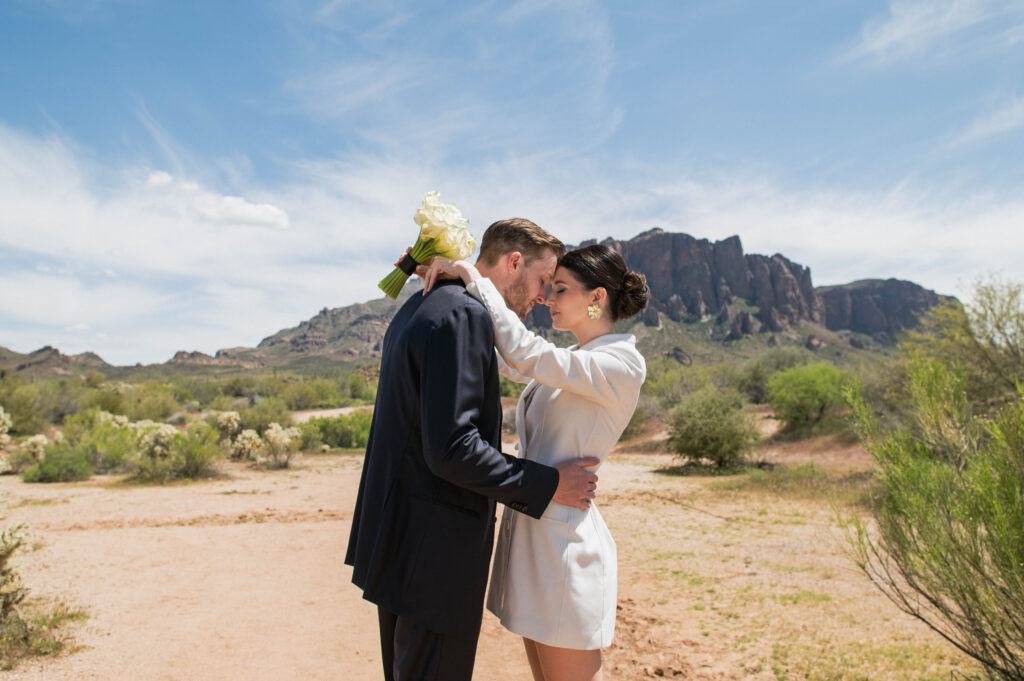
[477,218,566,266]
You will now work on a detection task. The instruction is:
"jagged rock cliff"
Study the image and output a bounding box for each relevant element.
[819,279,948,342]
[579,229,824,332]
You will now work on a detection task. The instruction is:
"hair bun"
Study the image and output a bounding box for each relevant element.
[614,270,650,320]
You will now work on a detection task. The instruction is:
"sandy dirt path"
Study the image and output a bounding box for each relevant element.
[0,453,653,681]
[0,442,973,680]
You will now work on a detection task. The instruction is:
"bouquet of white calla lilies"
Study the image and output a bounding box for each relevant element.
[378,191,477,299]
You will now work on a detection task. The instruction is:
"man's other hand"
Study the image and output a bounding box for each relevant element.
[551,457,600,510]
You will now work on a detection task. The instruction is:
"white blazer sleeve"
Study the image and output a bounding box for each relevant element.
[467,278,643,407]
[497,355,531,384]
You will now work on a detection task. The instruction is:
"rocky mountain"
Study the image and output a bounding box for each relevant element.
[575,229,948,342]
[818,279,948,344]
[1,229,951,375]
[579,229,823,332]
[0,345,111,377]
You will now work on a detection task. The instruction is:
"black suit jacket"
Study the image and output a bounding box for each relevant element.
[345,280,559,637]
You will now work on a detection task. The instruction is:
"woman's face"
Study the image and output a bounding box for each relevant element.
[545,266,600,331]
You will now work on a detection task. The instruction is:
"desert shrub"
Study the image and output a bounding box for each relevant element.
[80,386,126,416]
[643,359,744,414]
[642,356,689,412]
[172,422,221,479]
[0,526,87,670]
[123,383,180,422]
[216,411,240,442]
[257,423,301,469]
[0,375,47,435]
[22,448,93,483]
[668,386,759,468]
[305,410,373,449]
[58,409,137,473]
[0,526,28,622]
[0,408,11,448]
[767,362,850,428]
[207,395,236,412]
[295,422,324,451]
[348,373,376,401]
[903,275,1024,414]
[35,378,87,425]
[135,422,221,483]
[230,429,263,460]
[281,382,319,410]
[220,375,258,398]
[738,346,812,403]
[238,397,291,435]
[844,359,1024,681]
[16,435,49,467]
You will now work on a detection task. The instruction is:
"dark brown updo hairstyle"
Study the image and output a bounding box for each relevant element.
[557,244,650,321]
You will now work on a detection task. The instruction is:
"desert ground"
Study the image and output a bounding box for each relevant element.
[0,418,977,680]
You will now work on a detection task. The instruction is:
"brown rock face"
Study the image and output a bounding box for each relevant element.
[590,229,824,333]
[820,279,947,339]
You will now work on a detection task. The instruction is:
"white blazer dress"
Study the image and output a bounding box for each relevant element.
[466,277,647,650]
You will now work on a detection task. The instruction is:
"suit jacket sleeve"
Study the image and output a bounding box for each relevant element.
[467,278,646,407]
[420,299,558,519]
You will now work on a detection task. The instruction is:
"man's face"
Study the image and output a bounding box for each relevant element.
[503,251,558,321]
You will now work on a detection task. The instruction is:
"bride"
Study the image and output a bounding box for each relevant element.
[424,244,649,681]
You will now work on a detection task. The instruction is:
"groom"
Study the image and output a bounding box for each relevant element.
[346,218,600,681]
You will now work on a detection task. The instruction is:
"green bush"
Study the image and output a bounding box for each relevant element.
[59,409,138,473]
[281,382,319,410]
[22,448,93,483]
[295,421,324,451]
[845,359,1024,681]
[348,373,376,401]
[0,526,87,669]
[305,410,373,449]
[172,422,222,479]
[134,422,221,483]
[902,275,1024,413]
[668,386,759,468]
[0,375,47,435]
[123,383,180,422]
[238,397,292,435]
[767,362,849,428]
[738,346,812,403]
[80,387,126,416]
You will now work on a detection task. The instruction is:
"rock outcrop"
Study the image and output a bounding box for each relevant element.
[819,279,947,341]
[581,229,825,332]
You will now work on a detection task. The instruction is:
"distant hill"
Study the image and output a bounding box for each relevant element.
[0,229,953,377]
[0,345,111,378]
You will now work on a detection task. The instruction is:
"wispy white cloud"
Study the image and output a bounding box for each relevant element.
[286,0,620,159]
[843,0,1024,64]
[4,107,1023,365]
[950,96,1024,147]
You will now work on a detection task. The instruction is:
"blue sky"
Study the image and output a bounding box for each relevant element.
[2,0,1023,365]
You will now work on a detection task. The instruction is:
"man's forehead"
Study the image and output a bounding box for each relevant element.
[533,252,558,276]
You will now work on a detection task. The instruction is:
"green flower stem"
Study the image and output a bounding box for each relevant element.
[377,239,441,299]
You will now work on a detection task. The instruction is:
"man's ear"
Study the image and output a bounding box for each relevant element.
[506,251,523,273]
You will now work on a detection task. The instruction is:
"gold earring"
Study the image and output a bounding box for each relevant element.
[587,304,602,320]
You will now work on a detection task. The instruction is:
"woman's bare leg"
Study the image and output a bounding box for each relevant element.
[531,639,602,681]
[523,638,546,681]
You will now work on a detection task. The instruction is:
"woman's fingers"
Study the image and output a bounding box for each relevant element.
[393,246,413,268]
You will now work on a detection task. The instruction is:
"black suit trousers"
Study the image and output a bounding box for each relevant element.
[377,606,480,681]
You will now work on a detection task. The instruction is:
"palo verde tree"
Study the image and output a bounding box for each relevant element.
[844,356,1024,681]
